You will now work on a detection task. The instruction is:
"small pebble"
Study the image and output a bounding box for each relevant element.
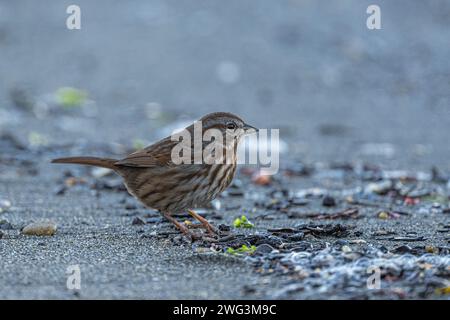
[255,244,275,255]
[252,171,271,186]
[0,219,13,230]
[350,239,367,244]
[53,185,67,195]
[335,239,349,246]
[287,232,305,241]
[425,246,438,254]
[341,245,352,253]
[132,217,145,225]
[22,221,57,236]
[378,211,389,219]
[0,199,12,214]
[218,224,231,232]
[211,199,221,210]
[125,203,137,210]
[227,190,244,197]
[392,245,412,254]
[365,180,392,195]
[322,195,336,207]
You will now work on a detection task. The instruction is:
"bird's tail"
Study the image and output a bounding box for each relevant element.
[51,157,118,170]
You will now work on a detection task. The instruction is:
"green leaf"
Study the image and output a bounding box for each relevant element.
[55,87,87,108]
[226,245,257,255]
[232,215,254,228]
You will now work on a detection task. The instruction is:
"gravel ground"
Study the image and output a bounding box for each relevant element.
[1,149,449,299]
[0,1,449,299]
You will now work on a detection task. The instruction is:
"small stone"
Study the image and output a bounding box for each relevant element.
[378,211,389,219]
[393,236,425,241]
[404,197,420,206]
[350,239,367,244]
[287,232,304,241]
[0,219,13,230]
[365,180,392,195]
[132,217,145,225]
[252,171,272,186]
[22,221,57,236]
[343,252,362,260]
[230,179,243,189]
[425,246,438,254]
[341,245,352,253]
[432,203,441,209]
[0,199,12,214]
[218,224,231,232]
[53,185,67,195]
[335,239,349,246]
[211,199,221,210]
[255,244,275,255]
[124,203,137,210]
[436,286,450,295]
[392,245,412,254]
[290,198,309,206]
[322,195,336,207]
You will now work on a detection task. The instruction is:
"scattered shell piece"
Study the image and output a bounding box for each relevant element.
[365,180,392,195]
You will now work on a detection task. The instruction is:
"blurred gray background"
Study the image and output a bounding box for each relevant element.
[1,0,450,300]
[1,0,449,169]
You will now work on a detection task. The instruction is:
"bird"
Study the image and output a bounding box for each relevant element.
[52,112,258,240]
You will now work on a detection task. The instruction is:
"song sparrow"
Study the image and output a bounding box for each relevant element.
[52,112,257,240]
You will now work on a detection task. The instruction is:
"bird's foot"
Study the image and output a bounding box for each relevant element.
[162,211,222,242]
[162,212,202,241]
[187,209,219,236]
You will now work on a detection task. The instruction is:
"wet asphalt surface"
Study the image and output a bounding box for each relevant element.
[0,1,450,299]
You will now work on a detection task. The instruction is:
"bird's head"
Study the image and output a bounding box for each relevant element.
[199,112,258,143]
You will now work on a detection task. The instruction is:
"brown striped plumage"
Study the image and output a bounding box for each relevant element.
[52,112,257,240]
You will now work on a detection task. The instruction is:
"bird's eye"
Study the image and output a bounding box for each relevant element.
[226,122,236,130]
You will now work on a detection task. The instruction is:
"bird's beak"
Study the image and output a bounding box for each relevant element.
[243,123,259,133]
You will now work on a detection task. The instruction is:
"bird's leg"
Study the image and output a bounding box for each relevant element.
[187,209,219,235]
[162,212,200,240]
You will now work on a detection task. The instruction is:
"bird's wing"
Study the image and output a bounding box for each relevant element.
[115,137,176,168]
